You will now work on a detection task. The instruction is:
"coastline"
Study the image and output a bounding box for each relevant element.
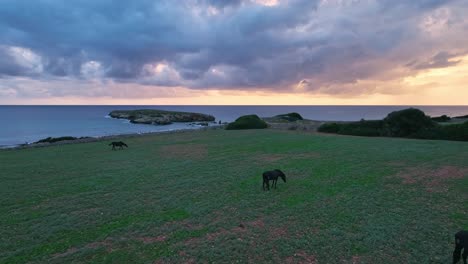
[0,125,224,150]
[0,118,329,150]
[4,114,466,150]
[2,105,468,149]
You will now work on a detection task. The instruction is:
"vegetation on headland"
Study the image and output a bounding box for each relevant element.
[318,108,468,141]
[431,115,451,122]
[1,129,466,263]
[226,113,304,130]
[226,114,268,130]
[34,136,90,144]
[263,112,304,123]
[279,112,303,121]
[109,109,215,125]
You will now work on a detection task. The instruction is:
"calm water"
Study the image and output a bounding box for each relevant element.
[1,105,467,147]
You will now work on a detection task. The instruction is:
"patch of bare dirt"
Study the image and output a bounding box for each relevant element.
[396,165,468,192]
[182,217,294,251]
[205,226,247,241]
[137,235,167,244]
[52,239,114,259]
[352,255,363,264]
[86,239,113,251]
[295,153,321,159]
[270,226,288,239]
[159,144,207,159]
[184,217,266,246]
[247,218,265,228]
[285,251,317,264]
[52,247,79,258]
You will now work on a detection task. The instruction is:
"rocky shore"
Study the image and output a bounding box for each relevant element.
[2,125,225,150]
[109,109,215,125]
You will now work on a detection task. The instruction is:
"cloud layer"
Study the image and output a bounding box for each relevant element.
[0,0,467,100]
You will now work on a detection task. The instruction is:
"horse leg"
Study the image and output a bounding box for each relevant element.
[263,180,266,191]
[266,181,270,191]
[462,248,467,264]
[454,242,464,264]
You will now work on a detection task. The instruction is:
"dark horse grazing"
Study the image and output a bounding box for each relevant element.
[109,141,128,150]
[262,169,286,191]
[454,230,468,264]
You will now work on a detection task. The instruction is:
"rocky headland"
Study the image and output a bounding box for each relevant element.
[109,109,215,125]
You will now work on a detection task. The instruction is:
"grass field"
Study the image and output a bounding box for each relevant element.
[1,129,467,263]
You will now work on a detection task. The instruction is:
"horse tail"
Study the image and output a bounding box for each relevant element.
[109,143,113,146]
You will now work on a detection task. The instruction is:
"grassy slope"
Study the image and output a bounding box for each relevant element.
[0,130,467,263]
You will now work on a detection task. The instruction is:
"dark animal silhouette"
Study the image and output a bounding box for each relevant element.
[109,141,128,150]
[262,169,286,191]
[454,230,468,264]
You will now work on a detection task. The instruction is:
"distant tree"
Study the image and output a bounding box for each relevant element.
[226,115,268,130]
[382,108,435,137]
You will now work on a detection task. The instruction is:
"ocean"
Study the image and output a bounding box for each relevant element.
[1,105,467,147]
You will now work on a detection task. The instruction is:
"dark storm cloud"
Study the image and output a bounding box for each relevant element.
[407,51,462,69]
[0,0,202,77]
[0,47,29,77]
[0,0,467,97]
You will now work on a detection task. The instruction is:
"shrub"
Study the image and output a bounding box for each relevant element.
[436,121,468,141]
[382,108,435,137]
[317,109,467,141]
[412,121,468,141]
[318,122,341,133]
[431,115,451,122]
[225,115,268,130]
[339,120,384,137]
[275,112,304,122]
[318,120,383,136]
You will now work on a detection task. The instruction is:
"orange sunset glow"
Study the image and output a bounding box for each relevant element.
[0,0,467,105]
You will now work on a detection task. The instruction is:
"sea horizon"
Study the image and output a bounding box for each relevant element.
[1,105,468,147]
[2,104,467,106]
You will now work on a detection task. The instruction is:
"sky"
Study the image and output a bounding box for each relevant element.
[0,0,467,105]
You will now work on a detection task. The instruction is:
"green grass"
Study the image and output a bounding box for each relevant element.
[1,129,467,263]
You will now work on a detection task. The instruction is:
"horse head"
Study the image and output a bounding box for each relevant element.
[275,169,286,182]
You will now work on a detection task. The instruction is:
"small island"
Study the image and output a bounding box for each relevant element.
[109,109,215,125]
